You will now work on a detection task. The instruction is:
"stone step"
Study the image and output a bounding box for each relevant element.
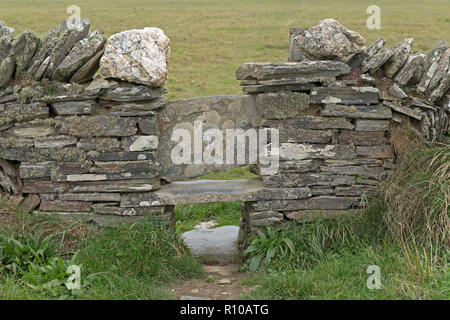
[181,226,240,265]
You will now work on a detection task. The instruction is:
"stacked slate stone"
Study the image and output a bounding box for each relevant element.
[237,61,394,233]
[237,18,450,236]
[289,25,449,142]
[357,38,449,142]
[0,23,172,227]
[237,19,448,239]
[0,20,106,85]
[0,77,169,226]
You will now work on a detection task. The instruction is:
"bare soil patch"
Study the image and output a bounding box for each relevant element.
[167,264,255,300]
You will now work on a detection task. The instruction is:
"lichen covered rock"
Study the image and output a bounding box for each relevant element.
[41,21,90,80]
[417,40,447,93]
[0,57,15,87]
[53,30,106,82]
[9,30,40,76]
[70,48,104,83]
[383,38,413,78]
[100,27,170,87]
[0,35,12,62]
[293,18,366,61]
[394,52,426,85]
[27,26,62,77]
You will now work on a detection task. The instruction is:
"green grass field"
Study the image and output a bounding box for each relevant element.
[1,0,449,99]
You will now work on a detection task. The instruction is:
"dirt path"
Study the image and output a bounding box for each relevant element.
[167,264,255,300]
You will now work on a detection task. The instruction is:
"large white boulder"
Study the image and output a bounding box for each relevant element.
[293,18,366,61]
[100,27,170,87]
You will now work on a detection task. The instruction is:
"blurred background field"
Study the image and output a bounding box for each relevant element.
[1,0,449,100]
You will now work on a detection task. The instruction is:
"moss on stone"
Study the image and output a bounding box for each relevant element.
[22,147,90,166]
[0,101,47,126]
[66,83,84,95]
[260,91,310,119]
[97,138,119,152]
[65,115,117,137]
[39,80,84,96]
[87,151,100,158]
[41,80,64,96]
[13,85,44,104]
[29,118,58,127]
[0,137,33,148]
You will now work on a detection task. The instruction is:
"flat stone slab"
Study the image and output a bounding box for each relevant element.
[121,179,263,207]
[309,87,379,105]
[235,61,350,80]
[181,226,240,265]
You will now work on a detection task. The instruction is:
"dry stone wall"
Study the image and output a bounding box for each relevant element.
[238,65,394,239]
[0,77,170,226]
[0,19,448,243]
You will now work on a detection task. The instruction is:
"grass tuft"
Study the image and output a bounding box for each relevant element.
[76,220,204,299]
[379,144,449,250]
[241,144,449,299]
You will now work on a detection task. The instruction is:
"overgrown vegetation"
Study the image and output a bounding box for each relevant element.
[0,200,94,298]
[379,144,449,249]
[240,144,449,299]
[242,238,449,299]
[0,232,81,298]
[241,213,449,299]
[74,219,204,299]
[0,201,203,299]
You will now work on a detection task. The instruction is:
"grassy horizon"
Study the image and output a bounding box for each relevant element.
[1,0,449,100]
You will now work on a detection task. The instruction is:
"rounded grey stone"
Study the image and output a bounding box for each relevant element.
[181,226,240,265]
